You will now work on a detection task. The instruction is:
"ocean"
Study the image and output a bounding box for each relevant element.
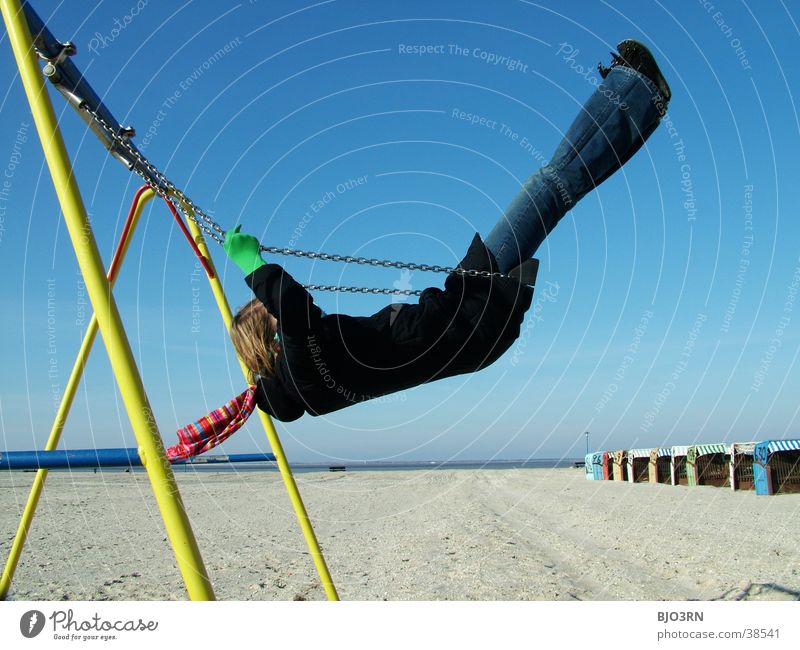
[15,458,583,475]
[169,458,582,474]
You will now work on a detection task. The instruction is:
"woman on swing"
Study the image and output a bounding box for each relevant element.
[225,40,671,422]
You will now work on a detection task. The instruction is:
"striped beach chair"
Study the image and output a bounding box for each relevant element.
[612,450,628,482]
[728,442,756,491]
[671,446,690,486]
[591,452,605,480]
[648,448,671,484]
[686,443,730,487]
[602,451,614,480]
[753,439,800,495]
[627,448,651,483]
[584,453,595,480]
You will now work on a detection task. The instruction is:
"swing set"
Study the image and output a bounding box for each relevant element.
[1,0,537,601]
[0,0,342,601]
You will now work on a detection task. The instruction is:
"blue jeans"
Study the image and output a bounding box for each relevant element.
[484,66,665,273]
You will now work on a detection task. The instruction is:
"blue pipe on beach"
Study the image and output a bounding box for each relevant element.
[0,449,276,470]
[0,448,141,470]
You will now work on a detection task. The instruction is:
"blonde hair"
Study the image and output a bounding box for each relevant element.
[230,299,278,382]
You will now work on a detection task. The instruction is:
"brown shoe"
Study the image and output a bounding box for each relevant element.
[598,39,671,112]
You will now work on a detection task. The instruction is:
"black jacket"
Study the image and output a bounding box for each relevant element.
[245,233,537,421]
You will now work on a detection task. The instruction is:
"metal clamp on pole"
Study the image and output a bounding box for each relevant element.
[39,40,75,78]
[22,1,146,179]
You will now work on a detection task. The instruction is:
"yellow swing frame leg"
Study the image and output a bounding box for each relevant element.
[181,208,339,601]
[1,0,214,600]
[0,188,156,600]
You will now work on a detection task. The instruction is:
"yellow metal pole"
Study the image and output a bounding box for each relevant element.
[0,189,155,600]
[181,205,340,601]
[0,0,214,600]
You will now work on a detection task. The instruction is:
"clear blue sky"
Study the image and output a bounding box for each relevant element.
[1,1,798,463]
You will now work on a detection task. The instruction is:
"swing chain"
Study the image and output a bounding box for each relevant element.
[79,104,516,296]
[82,110,226,245]
[67,110,419,296]
[256,246,489,280]
[302,284,419,296]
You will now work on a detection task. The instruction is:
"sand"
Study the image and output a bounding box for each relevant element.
[1,467,798,601]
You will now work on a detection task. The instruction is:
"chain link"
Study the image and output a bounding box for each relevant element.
[304,285,421,296]
[78,96,513,296]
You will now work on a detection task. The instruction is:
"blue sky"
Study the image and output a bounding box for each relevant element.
[1,0,799,463]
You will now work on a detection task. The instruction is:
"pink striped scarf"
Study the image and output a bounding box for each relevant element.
[166,386,256,462]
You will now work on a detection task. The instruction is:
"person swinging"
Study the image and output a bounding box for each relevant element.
[223,40,671,423]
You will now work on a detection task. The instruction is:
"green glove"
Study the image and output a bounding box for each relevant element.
[224,225,266,275]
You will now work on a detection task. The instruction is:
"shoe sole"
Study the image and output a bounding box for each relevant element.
[616,39,671,103]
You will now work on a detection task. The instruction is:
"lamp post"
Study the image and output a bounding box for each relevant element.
[585,431,590,456]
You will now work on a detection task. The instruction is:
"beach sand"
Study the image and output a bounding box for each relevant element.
[1,467,798,601]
